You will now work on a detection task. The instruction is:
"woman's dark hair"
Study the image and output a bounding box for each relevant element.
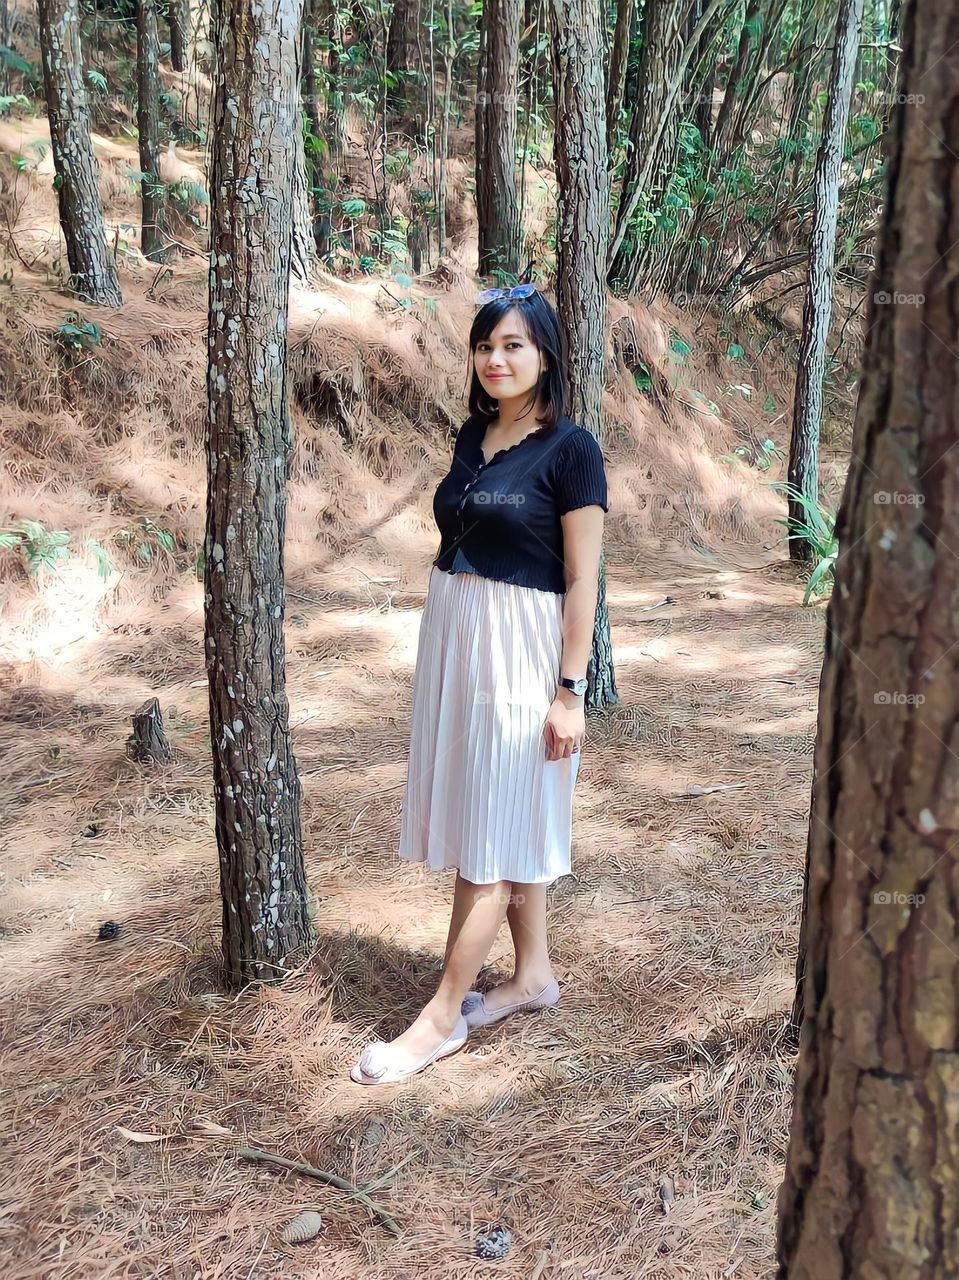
[466,289,569,433]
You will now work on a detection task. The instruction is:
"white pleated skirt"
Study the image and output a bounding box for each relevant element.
[397,565,582,884]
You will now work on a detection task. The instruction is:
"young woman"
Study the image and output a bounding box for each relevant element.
[350,283,608,1085]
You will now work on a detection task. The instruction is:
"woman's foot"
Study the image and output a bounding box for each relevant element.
[479,972,556,1013]
[461,972,559,1028]
[350,1000,468,1084]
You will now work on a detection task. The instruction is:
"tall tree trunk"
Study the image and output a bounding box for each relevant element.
[548,0,617,710]
[475,0,522,279]
[301,5,329,259]
[168,0,189,71]
[137,0,167,261]
[604,0,634,157]
[37,0,122,305]
[206,0,314,986]
[777,0,959,1269]
[291,114,318,281]
[786,0,864,564]
[607,0,725,296]
[0,0,9,100]
[436,0,454,258]
[712,0,761,150]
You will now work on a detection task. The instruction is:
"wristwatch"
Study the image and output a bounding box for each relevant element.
[559,675,588,696]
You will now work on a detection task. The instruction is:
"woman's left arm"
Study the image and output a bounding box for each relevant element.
[543,505,605,760]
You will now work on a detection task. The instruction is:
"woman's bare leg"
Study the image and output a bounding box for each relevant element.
[369,873,510,1063]
[478,881,555,1013]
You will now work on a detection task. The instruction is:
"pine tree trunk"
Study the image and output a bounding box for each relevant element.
[137,0,167,261]
[777,0,959,1270]
[291,114,317,282]
[37,0,122,306]
[301,8,329,259]
[548,0,617,711]
[475,0,522,279]
[606,0,686,294]
[0,0,9,100]
[206,0,314,986]
[786,0,864,564]
[604,0,634,157]
[168,0,189,72]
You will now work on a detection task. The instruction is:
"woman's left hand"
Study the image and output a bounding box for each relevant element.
[544,692,585,761]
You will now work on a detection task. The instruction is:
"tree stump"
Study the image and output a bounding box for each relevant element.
[126,697,173,764]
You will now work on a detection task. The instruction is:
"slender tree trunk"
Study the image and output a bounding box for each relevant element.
[206,0,314,985]
[712,0,761,149]
[301,6,330,260]
[548,0,617,710]
[787,0,864,564]
[168,0,189,71]
[436,0,454,258]
[475,0,522,279]
[605,0,634,157]
[37,0,122,305]
[291,115,318,281]
[137,0,167,261]
[778,0,959,1269]
[0,0,9,100]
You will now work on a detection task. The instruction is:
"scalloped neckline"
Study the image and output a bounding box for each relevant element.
[478,421,552,468]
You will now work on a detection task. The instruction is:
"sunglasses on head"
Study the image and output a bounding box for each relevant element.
[474,283,538,305]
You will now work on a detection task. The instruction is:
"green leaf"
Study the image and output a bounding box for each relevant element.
[86,539,113,580]
[727,343,745,359]
[86,68,108,91]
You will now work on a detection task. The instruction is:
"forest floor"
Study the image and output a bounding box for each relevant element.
[0,118,858,1280]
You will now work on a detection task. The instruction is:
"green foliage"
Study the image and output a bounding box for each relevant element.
[768,480,838,605]
[86,539,114,580]
[56,315,102,352]
[632,363,653,394]
[340,197,368,220]
[0,521,72,574]
[115,517,176,564]
[720,438,784,471]
[86,67,108,93]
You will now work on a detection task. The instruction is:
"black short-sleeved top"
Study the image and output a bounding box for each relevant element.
[431,413,609,595]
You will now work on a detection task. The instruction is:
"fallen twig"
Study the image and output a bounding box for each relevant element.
[236,1145,402,1237]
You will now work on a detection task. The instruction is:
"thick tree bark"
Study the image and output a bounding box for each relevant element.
[168,0,189,72]
[206,0,314,985]
[137,0,167,261]
[777,0,959,1271]
[548,0,617,710]
[37,0,122,305]
[475,0,522,279]
[786,0,864,564]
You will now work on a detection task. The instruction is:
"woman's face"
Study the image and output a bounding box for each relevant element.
[473,308,545,402]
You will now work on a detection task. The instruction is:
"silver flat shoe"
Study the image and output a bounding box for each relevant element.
[461,977,560,1028]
